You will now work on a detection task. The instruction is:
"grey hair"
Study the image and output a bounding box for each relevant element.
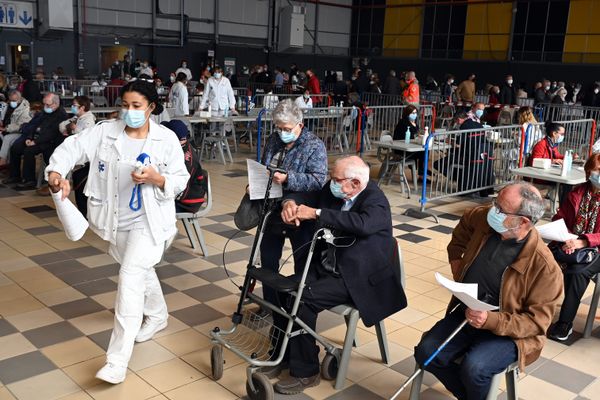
[335,155,370,189]
[8,89,22,100]
[45,92,60,106]
[272,99,303,126]
[514,182,545,223]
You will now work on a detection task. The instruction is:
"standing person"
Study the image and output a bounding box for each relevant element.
[45,80,189,384]
[200,66,236,117]
[168,72,189,117]
[175,60,192,81]
[535,80,552,105]
[305,69,321,106]
[402,71,420,106]
[0,90,31,168]
[17,69,42,103]
[440,74,455,102]
[582,84,600,108]
[382,70,401,95]
[273,67,284,91]
[500,74,518,105]
[517,106,542,153]
[456,73,476,103]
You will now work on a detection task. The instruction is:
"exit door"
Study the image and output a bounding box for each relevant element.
[8,44,30,73]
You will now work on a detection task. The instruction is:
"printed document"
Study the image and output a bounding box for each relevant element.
[247,159,283,200]
[536,219,578,242]
[435,272,499,311]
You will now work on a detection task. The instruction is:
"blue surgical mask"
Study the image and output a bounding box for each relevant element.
[121,107,150,128]
[71,105,79,114]
[213,72,222,79]
[279,130,296,144]
[487,206,508,233]
[330,180,347,199]
[408,113,417,121]
[590,173,600,188]
[556,135,564,144]
[44,107,54,114]
[475,109,484,119]
[9,101,18,108]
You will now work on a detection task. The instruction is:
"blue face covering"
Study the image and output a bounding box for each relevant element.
[475,109,484,119]
[556,135,564,144]
[9,101,18,108]
[487,206,508,233]
[279,130,296,144]
[44,107,54,114]
[330,180,347,199]
[121,107,149,128]
[590,173,600,188]
[71,105,79,115]
[408,113,417,121]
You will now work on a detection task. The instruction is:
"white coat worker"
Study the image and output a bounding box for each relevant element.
[175,59,192,81]
[294,89,313,109]
[45,80,189,385]
[199,66,237,116]
[168,72,190,117]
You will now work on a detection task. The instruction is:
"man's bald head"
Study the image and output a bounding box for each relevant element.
[497,182,544,224]
[332,156,370,192]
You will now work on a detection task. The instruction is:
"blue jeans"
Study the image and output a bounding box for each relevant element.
[414,309,517,400]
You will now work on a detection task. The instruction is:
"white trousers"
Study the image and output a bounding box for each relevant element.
[0,133,21,160]
[106,227,167,367]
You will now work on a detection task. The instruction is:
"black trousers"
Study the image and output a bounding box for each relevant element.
[559,256,600,323]
[272,268,352,378]
[9,141,52,182]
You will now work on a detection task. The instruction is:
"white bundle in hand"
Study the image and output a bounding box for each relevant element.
[50,190,89,241]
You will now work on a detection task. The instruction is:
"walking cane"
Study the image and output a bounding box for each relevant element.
[389,318,469,400]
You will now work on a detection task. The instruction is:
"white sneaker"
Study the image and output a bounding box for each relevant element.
[135,319,168,343]
[95,362,127,384]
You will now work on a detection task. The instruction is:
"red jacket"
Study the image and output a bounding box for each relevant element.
[403,79,420,104]
[553,182,600,247]
[306,75,321,104]
[529,137,564,165]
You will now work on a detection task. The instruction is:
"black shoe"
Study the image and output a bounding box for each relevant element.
[2,177,21,185]
[15,181,37,190]
[274,374,321,395]
[548,321,573,341]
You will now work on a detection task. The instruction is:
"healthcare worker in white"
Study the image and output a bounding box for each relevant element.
[45,80,189,384]
[175,59,192,81]
[199,66,237,116]
[168,72,189,117]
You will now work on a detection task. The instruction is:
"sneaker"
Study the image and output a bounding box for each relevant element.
[258,362,288,379]
[548,321,573,341]
[95,362,127,384]
[135,319,168,342]
[274,374,321,395]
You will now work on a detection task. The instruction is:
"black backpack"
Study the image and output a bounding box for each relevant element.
[177,143,208,213]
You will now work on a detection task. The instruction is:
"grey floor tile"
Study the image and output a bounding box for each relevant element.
[218,229,252,240]
[396,233,430,244]
[59,263,119,285]
[0,187,22,198]
[394,223,424,233]
[170,304,226,327]
[530,359,596,393]
[42,259,89,276]
[203,248,251,269]
[22,205,55,214]
[315,310,345,333]
[210,214,236,223]
[163,249,197,263]
[22,321,84,348]
[160,282,178,295]
[88,329,112,352]
[0,351,57,384]
[390,357,439,387]
[50,298,105,319]
[0,319,18,337]
[25,225,61,236]
[427,225,454,234]
[437,213,461,221]
[73,278,118,296]
[195,266,239,282]
[324,384,384,400]
[155,264,188,280]
[204,223,236,234]
[184,283,232,302]
[29,251,72,266]
[63,246,104,258]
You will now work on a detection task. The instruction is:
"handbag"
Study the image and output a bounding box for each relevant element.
[550,245,598,265]
[234,193,261,231]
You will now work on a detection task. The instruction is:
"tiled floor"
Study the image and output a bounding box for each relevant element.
[1,147,600,400]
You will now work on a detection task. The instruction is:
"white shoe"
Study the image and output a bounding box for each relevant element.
[135,319,168,343]
[95,362,127,384]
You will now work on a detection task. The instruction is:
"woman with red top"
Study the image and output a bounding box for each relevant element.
[548,153,600,342]
[529,121,565,165]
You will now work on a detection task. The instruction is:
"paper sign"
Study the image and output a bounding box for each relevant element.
[37,56,43,66]
[536,219,578,242]
[247,159,282,200]
[51,190,89,241]
[435,272,499,311]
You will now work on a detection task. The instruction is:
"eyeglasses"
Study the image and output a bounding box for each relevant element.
[275,122,300,132]
[331,177,350,184]
[492,199,531,219]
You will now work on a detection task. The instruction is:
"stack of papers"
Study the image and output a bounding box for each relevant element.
[435,272,498,311]
[536,219,577,242]
[246,159,283,200]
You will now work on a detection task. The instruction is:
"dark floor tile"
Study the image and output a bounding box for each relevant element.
[203,223,236,234]
[396,233,430,244]
[0,187,22,198]
[37,210,59,219]
[160,281,178,295]
[63,246,104,258]
[22,205,55,214]
[209,214,235,223]
[530,359,596,393]
[0,351,57,384]
[155,264,188,280]
[203,248,251,268]
[22,321,84,348]
[42,259,89,276]
[194,267,238,282]
[393,223,423,233]
[0,319,18,337]
[88,329,112,352]
[59,263,119,285]
[235,235,257,246]
[29,251,72,266]
[183,284,231,302]
[163,249,196,263]
[390,356,438,386]
[217,229,251,240]
[437,213,461,221]
[50,298,105,320]
[25,225,61,236]
[415,388,454,400]
[324,384,384,400]
[73,278,118,296]
[170,304,225,327]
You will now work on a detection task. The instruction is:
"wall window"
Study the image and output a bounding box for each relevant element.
[421,0,467,59]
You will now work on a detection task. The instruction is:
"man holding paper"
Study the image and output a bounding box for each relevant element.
[414,182,562,400]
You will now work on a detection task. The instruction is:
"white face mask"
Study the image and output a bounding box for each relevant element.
[545,86,551,90]
[595,89,599,94]
[507,79,513,85]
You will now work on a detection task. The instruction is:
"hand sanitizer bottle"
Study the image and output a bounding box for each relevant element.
[422,126,429,146]
[404,126,411,144]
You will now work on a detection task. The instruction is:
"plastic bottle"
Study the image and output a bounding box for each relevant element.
[422,126,429,146]
[404,126,411,144]
[561,150,572,177]
[340,101,344,108]
[224,107,229,118]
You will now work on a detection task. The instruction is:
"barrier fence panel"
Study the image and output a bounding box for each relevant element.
[360,92,403,106]
[363,104,435,145]
[251,93,331,109]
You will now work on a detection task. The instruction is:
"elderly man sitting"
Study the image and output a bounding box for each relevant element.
[414,182,563,400]
[0,90,31,168]
[268,155,407,395]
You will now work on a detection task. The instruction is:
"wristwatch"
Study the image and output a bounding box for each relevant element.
[316,209,321,218]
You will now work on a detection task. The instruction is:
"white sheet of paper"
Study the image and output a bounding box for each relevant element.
[435,272,499,311]
[247,159,283,200]
[536,218,578,242]
[51,190,89,241]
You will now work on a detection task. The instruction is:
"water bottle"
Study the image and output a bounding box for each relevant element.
[561,150,572,177]
[340,101,344,108]
[224,107,229,118]
[422,126,429,146]
[404,126,411,144]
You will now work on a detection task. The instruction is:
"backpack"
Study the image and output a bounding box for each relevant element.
[177,143,208,213]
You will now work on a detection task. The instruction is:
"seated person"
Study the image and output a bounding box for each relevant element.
[269,156,407,395]
[59,95,96,137]
[0,90,31,168]
[392,104,419,142]
[5,93,68,190]
[462,102,485,130]
[161,120,208,213]
[530,121,566,165]
[414,182,562,400]
[294,89,313,109]
[548,153,600,341]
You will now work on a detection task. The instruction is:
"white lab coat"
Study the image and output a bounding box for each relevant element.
[200,76,236,111]
[46,119,190,246]
[168,81,189,117]
[175,66,192,81]
[295,96,313,109]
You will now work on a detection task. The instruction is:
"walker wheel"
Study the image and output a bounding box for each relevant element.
[321,352,339,381]
[246,372,274,400]
[211,345,224,380]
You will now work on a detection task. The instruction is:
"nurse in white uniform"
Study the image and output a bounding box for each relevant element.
[46,80,190,384]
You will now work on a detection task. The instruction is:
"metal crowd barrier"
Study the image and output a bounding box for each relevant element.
[360,92,403,106]
[362,104,436,145]
[251,93,331,109]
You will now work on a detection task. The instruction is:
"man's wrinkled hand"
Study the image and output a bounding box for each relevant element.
[281,200,298,225]
[465,308,488,329]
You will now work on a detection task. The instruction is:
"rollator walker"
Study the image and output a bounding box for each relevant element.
[209,156,345,400]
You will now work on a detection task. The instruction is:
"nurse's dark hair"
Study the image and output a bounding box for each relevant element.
[544,121,564,137]
[120,80,163,115]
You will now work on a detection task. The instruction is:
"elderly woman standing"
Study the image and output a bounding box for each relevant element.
[260,99,327,308]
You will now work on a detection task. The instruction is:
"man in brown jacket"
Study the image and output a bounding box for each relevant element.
[415,182,562,400]
[456,73,476,103]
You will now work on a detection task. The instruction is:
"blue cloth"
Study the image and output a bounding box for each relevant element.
[261,128,327,193]
[414,309,518,400]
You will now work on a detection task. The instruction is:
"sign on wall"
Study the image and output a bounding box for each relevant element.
[0,1,34,29]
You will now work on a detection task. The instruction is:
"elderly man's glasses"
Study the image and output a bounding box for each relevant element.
[492,199,531,219]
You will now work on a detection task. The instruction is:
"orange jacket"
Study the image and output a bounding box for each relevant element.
[403,79,420,104]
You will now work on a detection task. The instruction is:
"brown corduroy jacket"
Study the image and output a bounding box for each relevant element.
[447,205,563,372]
